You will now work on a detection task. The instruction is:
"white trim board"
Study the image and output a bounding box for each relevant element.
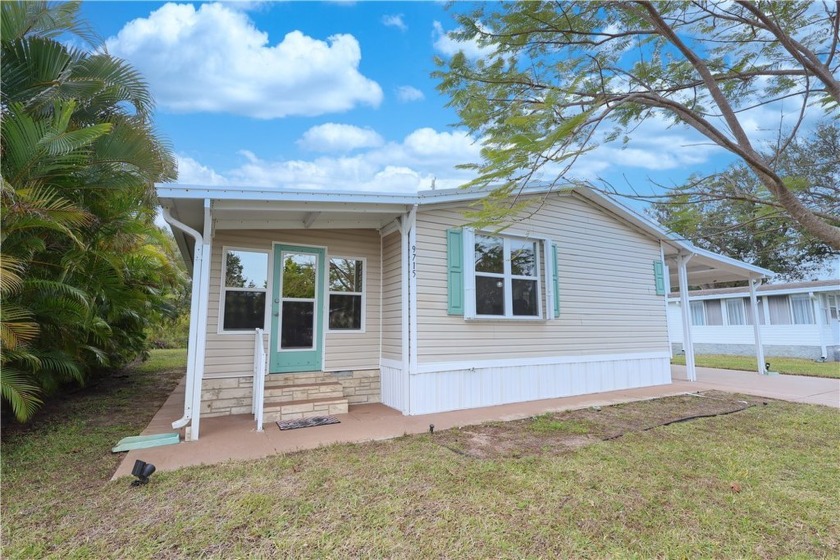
[414,351,671,375]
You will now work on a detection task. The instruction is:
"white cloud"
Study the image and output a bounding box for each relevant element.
[106,2,382,119]
[297,123,384,152]
[381,14,407,32]
[432,21,495,60]
[175,154,229,185]
[180,127,482,192]
[396,85,425,102]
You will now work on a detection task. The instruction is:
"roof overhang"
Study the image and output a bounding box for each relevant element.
[158,185,416,269]
[157,183,774,285]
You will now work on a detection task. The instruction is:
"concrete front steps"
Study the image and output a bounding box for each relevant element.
[262,374,349,423]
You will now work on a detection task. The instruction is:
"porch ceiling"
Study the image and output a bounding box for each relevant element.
[662,245,769,286]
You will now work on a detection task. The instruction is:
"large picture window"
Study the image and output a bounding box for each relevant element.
[473,234,540,318]
[221,248,268,332]
[328,257,364,331]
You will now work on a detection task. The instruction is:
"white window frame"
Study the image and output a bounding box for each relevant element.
[824,294,839,321]
[326,256,366,333]
[790,293,815,325]
[725,298,746,326]
[218,246,271,335]
[465,230,544,321]
[690,301,706,326]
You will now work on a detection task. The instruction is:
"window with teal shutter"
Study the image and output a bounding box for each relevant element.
[446,229,464,315]
[552,244,560,317]
[653,260,665,295]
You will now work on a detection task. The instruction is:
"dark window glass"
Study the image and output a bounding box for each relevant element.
[510,240,537,276]
[476,276,505,315]
[223,292,266,330]
[512,279,538,316]
[329,294,362,329]
[281,301,314,349]
[475,235,503,273]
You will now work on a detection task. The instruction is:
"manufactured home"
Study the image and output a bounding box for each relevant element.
[158,185,771,440]
[668,280,840,361]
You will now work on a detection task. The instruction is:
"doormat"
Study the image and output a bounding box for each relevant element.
[277,416,340,431]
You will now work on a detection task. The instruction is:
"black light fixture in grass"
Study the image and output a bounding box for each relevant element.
[131,459,156,486]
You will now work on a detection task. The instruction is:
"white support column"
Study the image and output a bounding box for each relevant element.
[677,253,696,382]
[661,243,673,359]
[400,212,411,414]
[813,292,828,360]
[189,199,213,440]
[407,206,418,379]
[748,277,766,375]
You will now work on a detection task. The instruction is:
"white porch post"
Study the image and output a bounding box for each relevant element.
[407,206,418,379]
[813,292,828,360]
[677,253,696,382]
[189,200,213,440]
[748,277,766,375]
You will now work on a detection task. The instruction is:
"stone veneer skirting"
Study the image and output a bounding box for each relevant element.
[201,369,381,418]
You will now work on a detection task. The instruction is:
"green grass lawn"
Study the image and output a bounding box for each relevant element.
[671,353,840,378]
[3,348,839,558]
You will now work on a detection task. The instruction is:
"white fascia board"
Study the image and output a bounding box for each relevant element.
[156,184,419,205]
[687,245,774,278]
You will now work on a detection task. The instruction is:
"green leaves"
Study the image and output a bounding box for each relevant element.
[435,1,840,247]
[0,1,183,422]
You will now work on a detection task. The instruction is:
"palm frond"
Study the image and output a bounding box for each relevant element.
[0,366,43,422]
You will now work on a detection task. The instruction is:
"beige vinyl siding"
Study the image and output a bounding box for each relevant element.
[381,230,402,361]
[204,229,381,377]
[414,193,668,363]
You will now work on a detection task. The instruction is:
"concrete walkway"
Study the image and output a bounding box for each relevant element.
[113,367,839,479]
[673,365,839,407]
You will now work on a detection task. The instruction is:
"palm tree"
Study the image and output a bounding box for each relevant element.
[1,1,180,421]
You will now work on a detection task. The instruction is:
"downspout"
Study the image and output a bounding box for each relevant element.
[748,277,766,374]
[189,200,213,440]
[161,207,204,429]
[677,253,696,382]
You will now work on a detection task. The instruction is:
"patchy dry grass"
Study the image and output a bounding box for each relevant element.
[3,353,839,558]
[672,353,840,378]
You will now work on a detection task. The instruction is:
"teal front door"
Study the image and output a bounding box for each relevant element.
[270,244,325,373]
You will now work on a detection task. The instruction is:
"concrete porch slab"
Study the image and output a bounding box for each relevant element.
[112,366,839,479]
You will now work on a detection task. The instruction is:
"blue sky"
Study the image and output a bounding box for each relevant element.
[79,1,782,201]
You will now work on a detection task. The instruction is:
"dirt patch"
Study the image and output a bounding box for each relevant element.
[435,392,769,459]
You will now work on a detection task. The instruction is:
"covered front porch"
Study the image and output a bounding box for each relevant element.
[159,186,417,440]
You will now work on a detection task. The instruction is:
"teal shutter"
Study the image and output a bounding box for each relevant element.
[653,260,665,296]
[552,244,560,317]
[447,229,464,315]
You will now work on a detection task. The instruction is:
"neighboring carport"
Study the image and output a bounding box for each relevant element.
[664,248,773,381]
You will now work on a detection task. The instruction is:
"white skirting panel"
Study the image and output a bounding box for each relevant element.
[408,353,671,415]
[379,359,406,412]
